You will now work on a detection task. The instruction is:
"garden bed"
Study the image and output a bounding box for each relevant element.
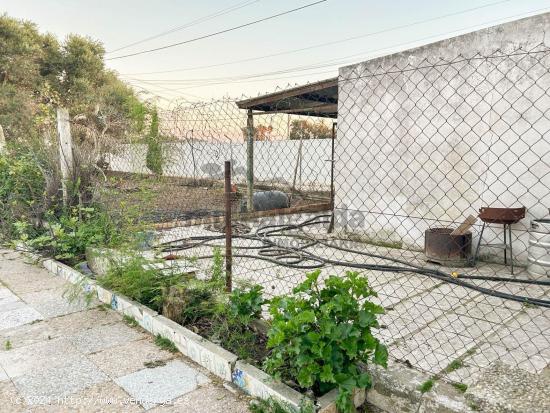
[37,255,482,413]
[42,249,389,412]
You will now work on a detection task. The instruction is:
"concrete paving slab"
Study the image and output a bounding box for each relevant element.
[0,380,25,413]
[5,275,67,295]
[22,381,144,413]
[0,320,57,351]
[67,322,146,354]
[89,338,176,378]
[0,287,19,303]
[0,299,27,314]
[465,362,550,413]
[0,305,43,331]
[0,366,7,382]
[0,337,82,378]
[46,307,122,336]
[0,268,51,286]
[148,383,250,413]
[115,360,209,410]
[0,260,40,276]
[12,357,108,404]
[20,287,95,318]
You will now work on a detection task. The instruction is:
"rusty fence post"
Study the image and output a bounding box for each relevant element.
[224,161,233,292]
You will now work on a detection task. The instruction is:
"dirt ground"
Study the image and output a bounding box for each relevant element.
[98,172,329,223]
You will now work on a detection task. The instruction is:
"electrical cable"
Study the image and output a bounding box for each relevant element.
[108,0,262,54]
[119,5,550,98]
[120,0,512,76]
[106,0,329,61]
[157,214,550,308]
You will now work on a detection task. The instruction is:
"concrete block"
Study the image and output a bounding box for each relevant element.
[86,246,126,277]
[95,284,113,305]
[318,388,366,413]
[231,361,313,411]
[150,315,182,344]
[112,294,157,333]
[185,330,237,381]
[465,362,550,413]
[149,314,236,381]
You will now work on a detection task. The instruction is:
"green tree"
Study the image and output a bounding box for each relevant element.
[146,109,163,175]
[289,119,332,140]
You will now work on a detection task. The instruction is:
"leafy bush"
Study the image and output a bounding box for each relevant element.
[249,397,314,413]
[265,270,388,413]
[0,153,47,238]
[229,285,265,323]
[14,206,124,264]
[97,256,181,312]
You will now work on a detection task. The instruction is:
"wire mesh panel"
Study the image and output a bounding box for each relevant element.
[331,44,550,383]
[98,45,550,388]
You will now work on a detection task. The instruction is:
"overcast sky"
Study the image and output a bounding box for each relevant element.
[1,0,549,104]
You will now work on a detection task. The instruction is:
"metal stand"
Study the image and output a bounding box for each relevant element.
[474,223,515,274]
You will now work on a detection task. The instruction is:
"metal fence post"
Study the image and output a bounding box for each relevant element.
[328,121,336,233]
[224,161,233,292]
[246,109,254,212]
[56,107,74,207]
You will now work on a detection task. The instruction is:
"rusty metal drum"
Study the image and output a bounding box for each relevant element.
[425,228,472,267]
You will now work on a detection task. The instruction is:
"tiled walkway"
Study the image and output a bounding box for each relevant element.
[0,249,250,412]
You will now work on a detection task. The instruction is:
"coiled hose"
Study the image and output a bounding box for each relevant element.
[159,214,550,308]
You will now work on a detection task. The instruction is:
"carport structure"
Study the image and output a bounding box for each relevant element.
[235,77,338,211]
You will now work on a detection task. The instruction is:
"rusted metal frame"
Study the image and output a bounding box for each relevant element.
[224,161,232,292]
[246,109,254,212]
[236,77,338,109]
[328,121,336,233]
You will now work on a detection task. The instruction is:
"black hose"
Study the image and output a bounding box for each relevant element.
[157,214,550,308]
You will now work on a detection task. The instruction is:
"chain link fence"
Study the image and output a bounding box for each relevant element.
[96,45,550,387]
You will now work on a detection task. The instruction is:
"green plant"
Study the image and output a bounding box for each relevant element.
[265,270,387,413]
[4,340,12,350]
[145,110,163,175]
[98,256,181,312]
[154,334,178,353]
[0,153,47,239]
[418,379,434,393]
[210,246,224,285]
[62,276,95,307]
[452,382,468,393]
[444,359,464,374]
[229,285,265,324]
[123,315,139,327]
[14,205,126,265]
[249,397,314,413]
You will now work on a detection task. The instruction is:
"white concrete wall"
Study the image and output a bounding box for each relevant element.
[335,12,550,263]
[106,139,332,191]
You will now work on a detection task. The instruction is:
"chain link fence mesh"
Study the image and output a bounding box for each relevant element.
[96,45,550,386]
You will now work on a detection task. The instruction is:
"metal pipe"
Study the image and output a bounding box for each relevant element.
[224,160,233,292]
[246,109,254,212]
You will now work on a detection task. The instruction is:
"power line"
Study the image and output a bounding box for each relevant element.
[119,0,512,76]
[120,4,550,101]
[106,0,329,61]
[122,5,550,94]
[107,0,261,54]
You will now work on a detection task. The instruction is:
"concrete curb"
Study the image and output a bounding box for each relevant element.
[232,360,314,411]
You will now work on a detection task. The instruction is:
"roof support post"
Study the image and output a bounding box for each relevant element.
[246,109,254,212]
